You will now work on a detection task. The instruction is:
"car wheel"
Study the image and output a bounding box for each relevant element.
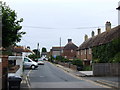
[31,65,35,69]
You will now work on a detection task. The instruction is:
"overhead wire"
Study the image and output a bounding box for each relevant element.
[22,25,116,29]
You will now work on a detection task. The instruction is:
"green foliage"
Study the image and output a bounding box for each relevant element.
[32,49,40,58]
[28,54,38,60]
[112,52,120,63]
[41,47,47,52]
[92,38,120,63]
[72,59,83,66]
[28,49,40,60]
[2,2,26,48]
[83,65,92,71]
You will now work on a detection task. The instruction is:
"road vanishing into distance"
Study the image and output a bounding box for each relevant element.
[27,61,109,89]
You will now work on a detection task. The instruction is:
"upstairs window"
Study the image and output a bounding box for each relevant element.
[81,50,83,55]
[85,49,86,54]
[89,48,91,54]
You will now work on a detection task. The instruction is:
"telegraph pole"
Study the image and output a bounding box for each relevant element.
[60,37,62,61]
[37,43,39,61]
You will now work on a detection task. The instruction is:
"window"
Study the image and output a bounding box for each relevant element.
[81,50,83,55]
[89,48,91,54]
[71,49,73,53]
[85,49,86,54]
[24,58,31,62]
[77,51,80,55]
[9,60,16,66]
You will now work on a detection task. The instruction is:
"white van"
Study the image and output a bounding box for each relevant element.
[24,57,38,69]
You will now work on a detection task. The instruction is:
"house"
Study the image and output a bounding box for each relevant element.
[62,39,78,60]
[77,22,120,65]
[8,56,23,77]
[11,46,34,57]
[51,47,64,58]
[8,46,33,77]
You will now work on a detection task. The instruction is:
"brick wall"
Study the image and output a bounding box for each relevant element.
[70,64,77,71]
[0,61,2,90]
[63,50,77,59]
[0,55,8,90]
[77,49,92,65]
[58,62,77,71]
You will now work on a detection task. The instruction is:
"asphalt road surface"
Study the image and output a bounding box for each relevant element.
[28,61,109,89]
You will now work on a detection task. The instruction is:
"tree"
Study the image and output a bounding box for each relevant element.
[41,47,47,52]
[2,2,26,48]
[33,49,40,58]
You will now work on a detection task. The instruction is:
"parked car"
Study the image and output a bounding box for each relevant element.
[37,59,44,65]
[24,57,38,69]
[43,58,48,61]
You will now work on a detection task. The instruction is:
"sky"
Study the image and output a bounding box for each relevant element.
[3,0,119,52]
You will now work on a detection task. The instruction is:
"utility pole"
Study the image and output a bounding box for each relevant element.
[37,43,39,61]
[60,37,62,61]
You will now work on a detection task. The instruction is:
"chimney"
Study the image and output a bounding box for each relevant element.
[84,34,88,41]
[105,21,111,32]
[68,39,72,43]
[98,28,101,35]
[91,31,95,37]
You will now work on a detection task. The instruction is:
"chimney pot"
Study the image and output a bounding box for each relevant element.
[105,21,111,31]
[98,28,101,35]
[91,31,95,37]
[68,39,72,43]
[84,34,88,41]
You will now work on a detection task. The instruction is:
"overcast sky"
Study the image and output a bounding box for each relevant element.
[4,0,119,51]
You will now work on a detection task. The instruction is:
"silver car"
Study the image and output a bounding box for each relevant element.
[24,57,38,69]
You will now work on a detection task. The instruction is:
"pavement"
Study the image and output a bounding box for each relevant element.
[21,70,30,89]
[55,64,120,89]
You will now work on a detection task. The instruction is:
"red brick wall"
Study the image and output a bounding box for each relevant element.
[76,49,92,65]
[62,50,77,59]
[86,49,92,60]
[0,62,2,77]
[0,55,8,89]
[0,61,2,90]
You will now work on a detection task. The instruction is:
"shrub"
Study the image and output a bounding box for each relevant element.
[72,59,83,66]
[83,65,92,71]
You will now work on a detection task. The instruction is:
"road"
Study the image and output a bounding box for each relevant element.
[28,61,109,88]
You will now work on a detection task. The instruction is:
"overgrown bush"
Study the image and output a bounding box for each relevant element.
[93,38,120,63]
[72,59,83,66]
[83,65,92,71]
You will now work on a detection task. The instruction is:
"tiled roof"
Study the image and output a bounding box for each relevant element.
[12,46,33,53]
[78,25,120,50]
[52,47,64,51]
[64,42,78,50]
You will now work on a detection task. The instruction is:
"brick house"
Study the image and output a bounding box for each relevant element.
[62,39,78,60]
[77,22,120,65]
[51,47,64,58]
